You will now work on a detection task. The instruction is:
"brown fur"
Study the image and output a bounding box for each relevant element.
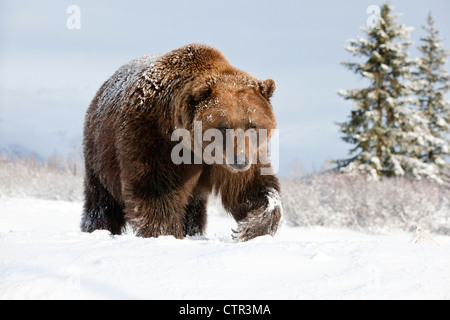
[81,44,282,241]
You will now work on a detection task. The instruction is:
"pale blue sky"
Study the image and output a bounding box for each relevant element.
[1,0,449,175]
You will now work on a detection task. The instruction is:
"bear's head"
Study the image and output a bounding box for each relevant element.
[169,44,277,172]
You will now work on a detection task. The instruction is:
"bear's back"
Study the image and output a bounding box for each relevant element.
[92,54,163,116]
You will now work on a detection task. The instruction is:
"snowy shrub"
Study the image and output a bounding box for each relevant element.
[281,172,450,234]
[2,154,449,234]
[0,155,83,201]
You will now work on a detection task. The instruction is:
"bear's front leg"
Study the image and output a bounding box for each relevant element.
[124,192,187,239]
[222,172,283,242]
[231,188,283,241]
[120,158,189,239]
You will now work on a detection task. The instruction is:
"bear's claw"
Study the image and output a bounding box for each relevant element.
[231,206,282,242]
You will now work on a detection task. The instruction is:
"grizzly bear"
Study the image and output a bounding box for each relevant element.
[81,44,282,241]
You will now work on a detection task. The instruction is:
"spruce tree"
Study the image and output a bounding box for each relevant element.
[412,12,450,182]
[336,3,441,182]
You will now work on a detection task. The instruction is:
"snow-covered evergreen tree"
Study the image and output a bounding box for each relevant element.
[411,12,450,182]
[336,3,442,182]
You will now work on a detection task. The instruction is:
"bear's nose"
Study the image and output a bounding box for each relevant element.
[228,155,250,171]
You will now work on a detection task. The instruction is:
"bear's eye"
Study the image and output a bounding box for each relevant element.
[216,121,230,132]
[189,86,212,106]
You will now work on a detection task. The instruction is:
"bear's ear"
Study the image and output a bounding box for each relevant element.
[259,79,276,100]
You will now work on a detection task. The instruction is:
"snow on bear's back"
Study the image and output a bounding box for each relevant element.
[94,54,163,115]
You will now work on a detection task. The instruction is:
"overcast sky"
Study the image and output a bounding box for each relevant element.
[1,0,449,176]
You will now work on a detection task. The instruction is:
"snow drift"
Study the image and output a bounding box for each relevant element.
[1,197,450,300]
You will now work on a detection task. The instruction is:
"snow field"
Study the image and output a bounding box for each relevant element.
[0,197,449,300]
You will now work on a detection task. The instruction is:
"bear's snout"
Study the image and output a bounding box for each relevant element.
[226,155,251,172]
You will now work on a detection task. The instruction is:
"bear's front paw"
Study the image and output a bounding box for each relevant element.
[232,206,282,242]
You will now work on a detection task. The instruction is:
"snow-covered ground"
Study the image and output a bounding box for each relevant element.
[1,197,449,300]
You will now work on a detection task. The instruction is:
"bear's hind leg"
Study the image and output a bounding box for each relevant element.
[81,171,125,235]
[183,195,208,237]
